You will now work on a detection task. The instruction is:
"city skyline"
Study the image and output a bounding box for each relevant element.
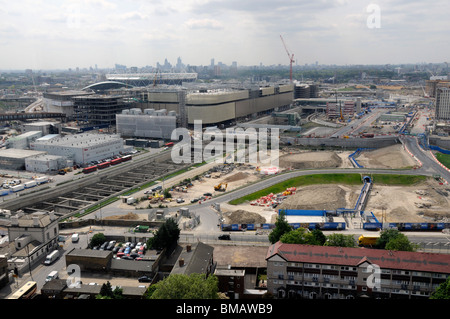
[1,0,449,70]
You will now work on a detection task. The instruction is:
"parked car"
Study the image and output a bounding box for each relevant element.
[138,275,152,283]
[99,241,109,250]
[106,241,116,250]
[218,234,231,240]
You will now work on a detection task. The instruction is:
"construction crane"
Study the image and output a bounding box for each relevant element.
[280,35,295,82]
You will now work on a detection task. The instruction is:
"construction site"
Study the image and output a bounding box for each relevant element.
[106,141,450,231]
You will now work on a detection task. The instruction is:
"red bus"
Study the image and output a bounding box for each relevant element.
[97,162,110,169]
[110,158,123,165]
[165,142,174,147]
[82,165,98,174]
[121,155,132,162]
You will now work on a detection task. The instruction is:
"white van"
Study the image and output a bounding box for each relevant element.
[45,270,59,282]
[71,233,79,243]
[44,250,59,266]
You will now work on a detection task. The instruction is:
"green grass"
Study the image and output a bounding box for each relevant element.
[229,173,427,205]
[436,153,450,169]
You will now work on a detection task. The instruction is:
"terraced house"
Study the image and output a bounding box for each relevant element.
[266,242,450,299]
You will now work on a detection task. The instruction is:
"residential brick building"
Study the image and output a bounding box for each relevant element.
[266,242,450,299]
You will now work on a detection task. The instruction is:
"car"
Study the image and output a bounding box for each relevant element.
[112,246,120,254]
[190,198,199,203]
[130,253,140,259]
[124,247,131,255]
[99,241,109,250]
[138,275,152,283]
[106,241,116,250]
[176,198,185,203]
[203,192,212,197]
[218,234,231,240]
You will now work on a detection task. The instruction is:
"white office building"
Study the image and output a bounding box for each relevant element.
[29,133,125,165]
[116,109,177,140]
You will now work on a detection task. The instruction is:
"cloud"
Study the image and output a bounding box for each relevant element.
[184,18,224,30]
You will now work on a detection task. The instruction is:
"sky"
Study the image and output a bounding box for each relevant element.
[0,0,449,70]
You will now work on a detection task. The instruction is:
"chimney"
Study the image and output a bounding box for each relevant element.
[179,258,185,267]
[10,215,19,226]
[186,245,191,252]
[32,216,40,227]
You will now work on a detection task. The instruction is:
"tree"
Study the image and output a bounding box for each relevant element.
[147,218,180,252]
[377,229,418,251]
[324,233,356,247]
[89,233,106,248]
[430,276,450,299]
[310,229,327,246]
[269,211,293,244]
[385,234,418,252]
[280,227,309,244]
[163,188,172,199]
[376,229,401,249]
[96,281,124,299]
[148,274,219,299]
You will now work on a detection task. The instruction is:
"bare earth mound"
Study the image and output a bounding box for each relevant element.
[279,151,342,169]
[223,172,250,183]
[277,185,352,211]
[104,212,139,220]
[223,209,267,224]
[355,144,417,169]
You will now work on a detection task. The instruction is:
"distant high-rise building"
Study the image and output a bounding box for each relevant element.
[210,58,215,68]
[435,87,450,121]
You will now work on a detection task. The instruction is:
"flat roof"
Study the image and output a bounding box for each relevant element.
[67,248,112,258]
[0,148,47,159]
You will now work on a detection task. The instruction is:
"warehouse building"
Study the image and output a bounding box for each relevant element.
[25,154,71,173]
[116,109,177,140]
[0,149,47,170]
[29,133,125,165]
[5,131,42,149]
[22,121,60,136]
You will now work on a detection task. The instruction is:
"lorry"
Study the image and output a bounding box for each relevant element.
[44,250,60,265]
[358,235,379,247]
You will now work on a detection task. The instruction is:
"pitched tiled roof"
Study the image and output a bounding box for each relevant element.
[266,242,450,274]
